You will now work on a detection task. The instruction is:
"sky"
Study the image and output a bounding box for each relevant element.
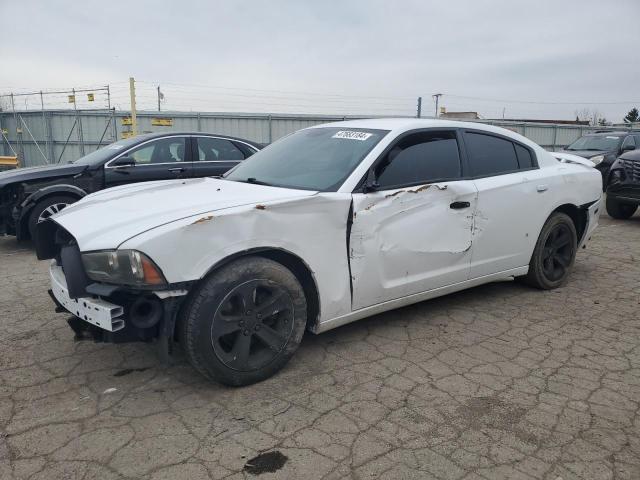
[1,0,639,122]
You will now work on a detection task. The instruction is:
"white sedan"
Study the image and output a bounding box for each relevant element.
[37,119,602,386]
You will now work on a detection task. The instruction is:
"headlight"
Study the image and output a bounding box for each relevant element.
[81,250,166,287]
[590,155,604,165]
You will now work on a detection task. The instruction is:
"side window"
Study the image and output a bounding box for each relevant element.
[465,132,519,177]
[197,137,245,161]
[127,137,185,164]
[514,143,534,169]
[375,131,461,189]
[622,136,636,148]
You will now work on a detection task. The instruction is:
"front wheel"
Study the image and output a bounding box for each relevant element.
[523,212,577,290]
[179,256,307,386]
[605,197,637,219]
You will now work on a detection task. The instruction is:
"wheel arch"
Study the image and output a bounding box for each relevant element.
[189,247,321,332]
[17,185,86,239]
[550,203,588,245]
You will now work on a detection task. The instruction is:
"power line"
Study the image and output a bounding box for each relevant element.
[137,80,415,101]
[442,93,640,106]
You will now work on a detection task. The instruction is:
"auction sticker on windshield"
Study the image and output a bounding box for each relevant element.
[332,131,373,141]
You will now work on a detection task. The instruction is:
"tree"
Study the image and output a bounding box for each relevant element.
[597,117,609,126]
[574,108,602,126]
[624,107,639,124]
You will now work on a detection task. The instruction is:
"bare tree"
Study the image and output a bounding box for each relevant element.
[574,108,602,126]
[0,96,9,112]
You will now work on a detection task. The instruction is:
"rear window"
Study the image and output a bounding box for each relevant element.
[465,132,519,177]
[514,144,534,169]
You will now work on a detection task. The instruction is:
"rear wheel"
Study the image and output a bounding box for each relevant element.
[523,212,577,290]
[27,195,77,241]
[605,197,637,219]
[179,256,307,386]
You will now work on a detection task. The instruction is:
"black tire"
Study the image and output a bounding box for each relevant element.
[27,195,77,240]
[605,196,637,220]
[179,256,307,386]
[523,212,577,290]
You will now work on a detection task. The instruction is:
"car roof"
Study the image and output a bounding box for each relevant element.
[307,117,542,149]
[131,131,261,148]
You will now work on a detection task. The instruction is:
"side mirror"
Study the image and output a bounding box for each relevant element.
[362,169,379,193]
[622,144,636,152]
[112,156,135,167]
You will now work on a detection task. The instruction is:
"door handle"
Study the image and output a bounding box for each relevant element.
[536,184,548,192]
[168,167,185,173]
[450,201,471,209]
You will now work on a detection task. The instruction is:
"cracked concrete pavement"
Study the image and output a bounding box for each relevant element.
[0,212,639,479]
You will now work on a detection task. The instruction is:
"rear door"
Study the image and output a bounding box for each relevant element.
[104,136,193,187]
[461,130,552,278]
[191,136,256,178]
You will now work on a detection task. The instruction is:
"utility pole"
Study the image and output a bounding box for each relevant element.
[416,97,422,118]
[157,85,161,112]
[129,77,138,136]
[432,93,442,118]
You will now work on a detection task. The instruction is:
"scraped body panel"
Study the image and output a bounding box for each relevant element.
[121,193,354,322]
[349,181,478,310]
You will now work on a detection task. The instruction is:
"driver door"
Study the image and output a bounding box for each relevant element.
[349,129,477,310]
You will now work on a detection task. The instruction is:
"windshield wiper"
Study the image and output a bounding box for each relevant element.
[243,177,273,186]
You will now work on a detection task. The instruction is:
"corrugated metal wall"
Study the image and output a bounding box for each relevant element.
[0,109,635,167]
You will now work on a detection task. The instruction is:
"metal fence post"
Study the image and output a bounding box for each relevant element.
[197,112,201,132]
[268,114,273,143]
[40,91,49,163]
[72,88,85,156]
[552,124,558,151]
[0,111,6,157]
[10,94,25,166]
[45,111,54,162]
[112,108,118,141]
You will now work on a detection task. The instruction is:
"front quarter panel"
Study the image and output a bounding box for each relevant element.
[120,193,354,322]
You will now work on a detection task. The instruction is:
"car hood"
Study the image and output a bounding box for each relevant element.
[52,177,318,251]
[559,149,609,159]
[0,163,86,188]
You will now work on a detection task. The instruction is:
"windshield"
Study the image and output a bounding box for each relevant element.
[72,137,140,165]
[566,135,622,152]
[224,127,389,191]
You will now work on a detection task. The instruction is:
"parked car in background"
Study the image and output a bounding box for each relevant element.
[0,132,261,242]
[606,148,640,219]
[561,131,640,183]
[37,119,602,386]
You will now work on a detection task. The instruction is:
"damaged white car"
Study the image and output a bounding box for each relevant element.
[37,119,602,385]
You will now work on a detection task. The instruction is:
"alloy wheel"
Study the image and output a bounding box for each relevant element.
[37,202,69,223]
[541,223,574,282]
[211,279,294,371]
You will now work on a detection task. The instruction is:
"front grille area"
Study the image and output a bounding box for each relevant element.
[620,158,640,183]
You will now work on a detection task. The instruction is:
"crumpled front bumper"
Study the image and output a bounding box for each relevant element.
[49,261,125,332]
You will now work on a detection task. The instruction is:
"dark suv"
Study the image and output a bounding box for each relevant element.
[0,132,261,242]
[606,149,640,219]
[561,131,639,182]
